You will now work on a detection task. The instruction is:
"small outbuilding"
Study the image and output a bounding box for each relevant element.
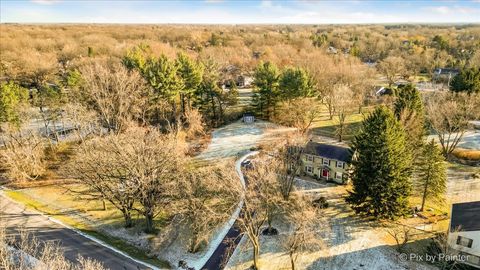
[243,112,255,124]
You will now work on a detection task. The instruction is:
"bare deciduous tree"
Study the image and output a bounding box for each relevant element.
[276,135,307,201]
[275,98,321,135]
[331,84,356,142]
[62,103,99,143]
[175,162,239,253]
[237,156,285,269]
[66,126,185,232]
[184,108,205,140]
[426,92,479,158]
[65,130,138,228]
[377,56,406,87]
[386,224,413,253]
[79,63,149,133]
[0,131,46,182]
[283,197,325,270]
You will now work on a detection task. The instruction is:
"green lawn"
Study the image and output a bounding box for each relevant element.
[310,104,371,142]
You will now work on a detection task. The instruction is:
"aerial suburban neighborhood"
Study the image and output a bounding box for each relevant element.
[0,1,480,270]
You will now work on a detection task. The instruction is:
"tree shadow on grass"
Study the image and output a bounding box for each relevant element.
[311,122,362,141]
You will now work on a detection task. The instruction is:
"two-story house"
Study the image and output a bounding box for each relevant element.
[448,201,480,268]
[301,141,352,184]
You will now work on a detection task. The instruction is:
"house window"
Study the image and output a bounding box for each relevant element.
[335,172,343,180]
[467,253,480,265]
[337,161,344,168]
[305,166,313,173]
[457,236,473,248]
[323,159,329,165]
[306,155,314,162]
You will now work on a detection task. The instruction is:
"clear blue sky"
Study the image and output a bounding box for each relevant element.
[1,0,479,24]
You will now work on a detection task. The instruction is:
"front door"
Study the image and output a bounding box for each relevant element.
[322,169,329,179]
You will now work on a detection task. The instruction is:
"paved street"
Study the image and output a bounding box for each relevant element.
[0,193,153,270]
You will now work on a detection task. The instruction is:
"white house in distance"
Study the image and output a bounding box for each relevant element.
[448,201,480,268]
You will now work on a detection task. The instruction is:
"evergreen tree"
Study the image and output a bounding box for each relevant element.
[0,81,28,127]
[122,44,150,72]
[347,106,413,220]
[144,55,184,104]
[279,67,314,101]
[194,59,224,126]
[393,84,426,152]
[416,140,447,212]
[394,84,423,118]
[123,46,184,123]
[176,52,204,114]
[252,62,280,119]
[450,67,480,94]
[310,33,328,47]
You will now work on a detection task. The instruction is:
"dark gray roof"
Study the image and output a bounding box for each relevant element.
[450,201,480,232]
[305,142,352,163]
[434,68,459,75]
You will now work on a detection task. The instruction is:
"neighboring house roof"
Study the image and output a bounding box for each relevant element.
[450,201,480,232]
[434,68,459,75]
[304,142,352,163]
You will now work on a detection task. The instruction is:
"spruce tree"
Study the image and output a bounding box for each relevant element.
[416,140,447,212]
[393,84,426,152]
[347,106,413,219]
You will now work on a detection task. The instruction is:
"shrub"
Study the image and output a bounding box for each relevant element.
[452,148,480,161]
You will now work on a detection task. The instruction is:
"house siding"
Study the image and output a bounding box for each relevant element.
[448,230,480,268]
[301,153,350,184]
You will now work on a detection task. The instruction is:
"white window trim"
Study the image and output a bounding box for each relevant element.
[337,161,344,168]
[335,172,343,180]
[457,236,473,248]
[306,166,313,173]
[306,155,314,162]
[323,158,329,165]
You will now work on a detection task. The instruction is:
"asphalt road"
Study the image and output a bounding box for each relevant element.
[0,193,152,270]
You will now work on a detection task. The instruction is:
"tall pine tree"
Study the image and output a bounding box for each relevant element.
[393,84,426,153]
[252,61,280,119]
[279,67,314,101]
[416,140,447,212]
[176,52,204,114]
[347,106,413,219]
